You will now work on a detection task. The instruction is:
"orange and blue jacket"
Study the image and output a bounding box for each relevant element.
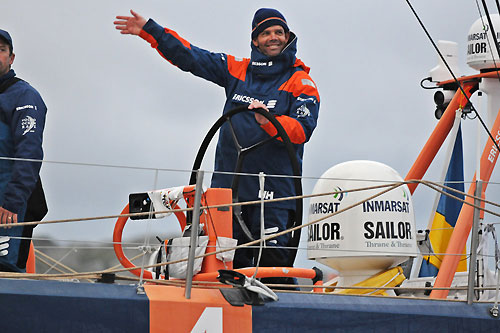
[140,19,320,209]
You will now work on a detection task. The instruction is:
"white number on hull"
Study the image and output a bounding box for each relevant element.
[191,307,223,333]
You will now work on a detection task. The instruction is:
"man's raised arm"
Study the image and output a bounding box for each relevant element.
[114,10,147,36]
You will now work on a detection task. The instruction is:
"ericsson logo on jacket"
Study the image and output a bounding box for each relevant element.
[16,104,37,112]
[251,61,273,67]
[232,94,264,104]
[231,94,277,109]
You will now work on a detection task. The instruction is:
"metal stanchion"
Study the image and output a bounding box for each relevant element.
[467,180,482,304]
[185,170,204,299]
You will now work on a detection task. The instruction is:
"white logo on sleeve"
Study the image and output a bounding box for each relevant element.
[21,115,37,135]
[16,104,36,111]
[296,104,311,118]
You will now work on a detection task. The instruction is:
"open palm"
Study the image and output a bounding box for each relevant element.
[114,10,147,36]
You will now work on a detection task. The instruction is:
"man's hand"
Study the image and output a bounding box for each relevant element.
[114,10,147,36]
[249,100,270,125]
[0,207,17,226]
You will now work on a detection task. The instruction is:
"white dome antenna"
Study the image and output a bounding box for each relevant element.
[467,14,500,71]
[429,40,460,82]
[307,160,417,287]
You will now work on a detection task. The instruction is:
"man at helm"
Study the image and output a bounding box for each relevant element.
[114,8,320,284]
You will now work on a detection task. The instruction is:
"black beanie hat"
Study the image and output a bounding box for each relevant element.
[251,8,289,40]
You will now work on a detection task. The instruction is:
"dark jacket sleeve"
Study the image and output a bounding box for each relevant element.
[139,19,229,88]
[3,87,46,214]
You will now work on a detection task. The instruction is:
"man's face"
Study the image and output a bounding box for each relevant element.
[252,25,290,57]
[0,40,14,76]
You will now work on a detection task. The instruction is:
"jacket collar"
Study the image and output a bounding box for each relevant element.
[0,69,15,85]
[249,31,298,76]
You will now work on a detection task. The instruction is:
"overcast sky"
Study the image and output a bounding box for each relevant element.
[1,1,497,269]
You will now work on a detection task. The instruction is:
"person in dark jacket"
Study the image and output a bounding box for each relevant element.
[0,29,47,272]
[114,9,320,276]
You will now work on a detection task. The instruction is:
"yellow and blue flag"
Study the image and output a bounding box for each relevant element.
[419,125,467,277]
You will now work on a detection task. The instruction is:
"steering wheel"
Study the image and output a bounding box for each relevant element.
[189,105,303,266]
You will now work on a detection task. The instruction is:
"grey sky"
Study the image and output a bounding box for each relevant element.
[0,1,496,269]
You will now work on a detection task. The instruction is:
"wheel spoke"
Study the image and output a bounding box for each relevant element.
[241,134,279,154]
[226,117,243,153]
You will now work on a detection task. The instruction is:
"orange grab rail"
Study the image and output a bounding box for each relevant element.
[193,267,326,293]
[113,203,186,279]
